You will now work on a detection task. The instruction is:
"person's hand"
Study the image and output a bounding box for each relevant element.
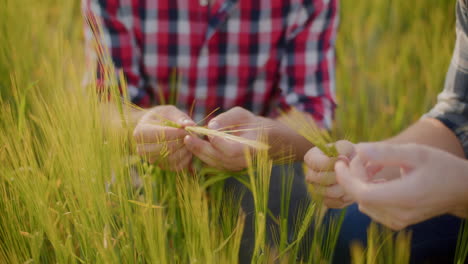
[184,107,262,171]
[304,140,356,208]
[335,143,468,230]
[133,105,195,171]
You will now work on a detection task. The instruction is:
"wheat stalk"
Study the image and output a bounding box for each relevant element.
[281,108,338,157]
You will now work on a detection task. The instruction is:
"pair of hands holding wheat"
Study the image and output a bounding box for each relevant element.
[133,106,468,230]
[133,105,259,171]
[305,140,468,230]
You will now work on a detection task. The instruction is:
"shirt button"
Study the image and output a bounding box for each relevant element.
[200,0,208,6]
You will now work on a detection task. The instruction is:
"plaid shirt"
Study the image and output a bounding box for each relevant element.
[85,0,338,127]
[426,0,468,157]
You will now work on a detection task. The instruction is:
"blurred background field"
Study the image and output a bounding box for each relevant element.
[0,0,461,263]
[336,0,454,141]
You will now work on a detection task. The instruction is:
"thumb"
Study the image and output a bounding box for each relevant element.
[208,107,254,131]
[356,143,424,170]
[335,140,356,158]
[335,158,367,200]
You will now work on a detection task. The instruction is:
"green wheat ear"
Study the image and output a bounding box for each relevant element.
[280,108,338,157]
[351,223,412,264]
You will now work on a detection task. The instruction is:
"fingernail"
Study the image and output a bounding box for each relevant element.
[184,135,191,144]
[179,118,194,127]
[208,120,219,130]
[184,119,195,126]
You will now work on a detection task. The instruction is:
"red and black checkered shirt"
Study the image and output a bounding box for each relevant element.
[85,0,338,127]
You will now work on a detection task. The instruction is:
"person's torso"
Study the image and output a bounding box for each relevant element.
[131,0,309,121]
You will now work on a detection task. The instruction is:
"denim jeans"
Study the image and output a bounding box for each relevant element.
[330,204,462,264]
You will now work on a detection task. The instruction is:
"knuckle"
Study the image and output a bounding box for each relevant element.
[306,169,318,179]
[232,106,244,112]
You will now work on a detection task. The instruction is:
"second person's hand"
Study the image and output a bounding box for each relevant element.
[304,140,356,208]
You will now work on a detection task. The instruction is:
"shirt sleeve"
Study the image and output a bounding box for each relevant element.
[278,0,338,129]
[425,0,468,158]
[84,0,149,106]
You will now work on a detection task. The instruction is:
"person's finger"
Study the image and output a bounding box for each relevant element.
[305,169,336,185]
[335,160,367,200]
[323,198,352,209]
[308,184,345,199]
[341,194,355,203]
[133,124,187,143]
[304,140,355,172]
[366,164,384,179]
[184,135,224,168]
[325,184,345,199]
[304,147,337,171]
[136,140,184,156]
[335,140,356,158]
[207,135,246,158]
[356,143,426,169]
[145,105,196,127]
[208,107,254,131]
[222,160,247,172]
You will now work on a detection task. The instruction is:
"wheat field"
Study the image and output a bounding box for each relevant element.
[0,0,466,263]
